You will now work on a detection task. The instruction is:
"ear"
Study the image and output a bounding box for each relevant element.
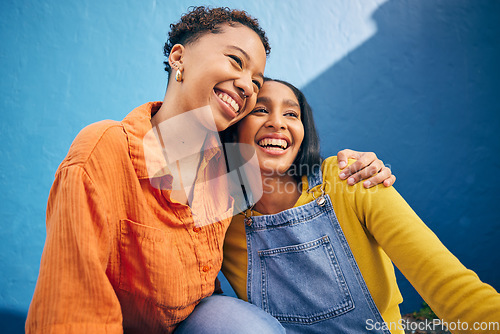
[169,44,185,70]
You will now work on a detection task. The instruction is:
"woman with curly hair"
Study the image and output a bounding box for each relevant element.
[26,6,393,333]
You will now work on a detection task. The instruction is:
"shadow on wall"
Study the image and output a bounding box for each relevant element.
[303,0,500,313]
[0,309,26,334]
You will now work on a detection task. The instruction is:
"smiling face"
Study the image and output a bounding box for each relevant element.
[237,81,305,176]
[171,24,267,131]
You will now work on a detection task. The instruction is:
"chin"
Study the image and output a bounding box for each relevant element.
[259,164,290,177]
[211,114,230,132]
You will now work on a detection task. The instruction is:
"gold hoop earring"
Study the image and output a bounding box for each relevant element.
[175,69,183,82]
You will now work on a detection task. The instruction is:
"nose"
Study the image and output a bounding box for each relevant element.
[265,112,286,130]
[234,75,253,99]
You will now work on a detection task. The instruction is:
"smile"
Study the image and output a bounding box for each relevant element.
[214,89,241,114]
[257,138,289,151]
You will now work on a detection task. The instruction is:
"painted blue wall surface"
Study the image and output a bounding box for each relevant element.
[1,0,499,331]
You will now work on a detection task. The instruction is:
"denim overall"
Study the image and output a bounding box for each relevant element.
[244,168,390,333]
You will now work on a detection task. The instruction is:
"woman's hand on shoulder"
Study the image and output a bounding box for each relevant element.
[337,149,396,188]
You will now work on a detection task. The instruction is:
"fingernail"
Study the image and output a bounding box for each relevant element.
[363,181,371,188]
[339,161,347,169]
[347,177,355,185]
[339,173,346,179]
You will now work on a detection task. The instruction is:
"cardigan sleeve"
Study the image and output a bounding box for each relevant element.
[26,165,123,334]
[350,183,500,333]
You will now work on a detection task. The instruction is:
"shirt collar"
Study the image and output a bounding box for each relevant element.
[122,102,222,180]
[122,102,162,179]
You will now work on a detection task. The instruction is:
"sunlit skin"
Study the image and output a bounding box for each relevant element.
[149,25,392,206]
[237,81,305,214]
[153,24,267,132]
[148,24,267,205]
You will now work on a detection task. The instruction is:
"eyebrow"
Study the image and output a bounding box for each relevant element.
[228,45,264,81]
[256,96,300,108]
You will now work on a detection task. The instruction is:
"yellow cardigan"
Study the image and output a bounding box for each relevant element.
[222,157,500,334]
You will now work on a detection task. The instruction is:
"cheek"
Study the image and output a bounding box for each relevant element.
[242,97,258,116]
[237,119,260,144]
[236,125,251,144]
[294,127,305,149]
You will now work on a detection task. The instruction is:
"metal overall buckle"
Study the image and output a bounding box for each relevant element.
[308,182,326,207]
[243,204,256,226]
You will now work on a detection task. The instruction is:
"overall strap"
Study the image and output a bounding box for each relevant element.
[307,164,323,189]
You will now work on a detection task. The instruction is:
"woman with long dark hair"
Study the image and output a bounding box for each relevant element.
[222,78,500,333]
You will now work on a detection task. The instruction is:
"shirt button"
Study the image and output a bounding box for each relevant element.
[202,265,210,272]
[193,226,201,233]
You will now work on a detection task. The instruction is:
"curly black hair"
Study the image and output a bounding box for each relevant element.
[163,6,271,74]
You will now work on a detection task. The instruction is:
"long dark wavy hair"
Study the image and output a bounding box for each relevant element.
[220,77,322,182]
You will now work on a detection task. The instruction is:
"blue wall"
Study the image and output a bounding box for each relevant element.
[1,0,499,331]
[302,0,500,316]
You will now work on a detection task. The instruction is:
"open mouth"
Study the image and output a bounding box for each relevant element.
[214,89,241,114]
[257,138,289,151]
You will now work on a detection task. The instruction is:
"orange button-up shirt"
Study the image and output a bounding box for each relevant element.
[26,102,233,333]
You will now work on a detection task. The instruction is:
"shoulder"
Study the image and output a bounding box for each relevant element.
[321,156,355,186]
[321,156,340,175]
[321,155,396,201]
[321,155,406,227]
[59,120,128,169]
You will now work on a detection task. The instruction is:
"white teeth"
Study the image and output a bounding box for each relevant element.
[217,92,239,113]
[257,138,288,149]
[230,99,239,112]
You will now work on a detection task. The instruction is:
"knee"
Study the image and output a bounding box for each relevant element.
[175,295,285,334]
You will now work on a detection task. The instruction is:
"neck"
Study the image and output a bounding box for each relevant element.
[254,173,302,215]
[152,85,217,159]
[152,84,188,127]
[150,86,213,206]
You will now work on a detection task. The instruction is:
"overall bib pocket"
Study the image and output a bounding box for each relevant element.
[258,235,354,324]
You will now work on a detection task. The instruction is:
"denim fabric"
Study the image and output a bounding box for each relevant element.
[245,169,390,333]
[174,294,285,333]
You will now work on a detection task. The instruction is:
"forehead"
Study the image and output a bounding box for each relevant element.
[258,81,299,104]
[189,24,266,58]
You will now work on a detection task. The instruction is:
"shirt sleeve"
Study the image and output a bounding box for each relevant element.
[348,183,500,333]
[26,165,123,334]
